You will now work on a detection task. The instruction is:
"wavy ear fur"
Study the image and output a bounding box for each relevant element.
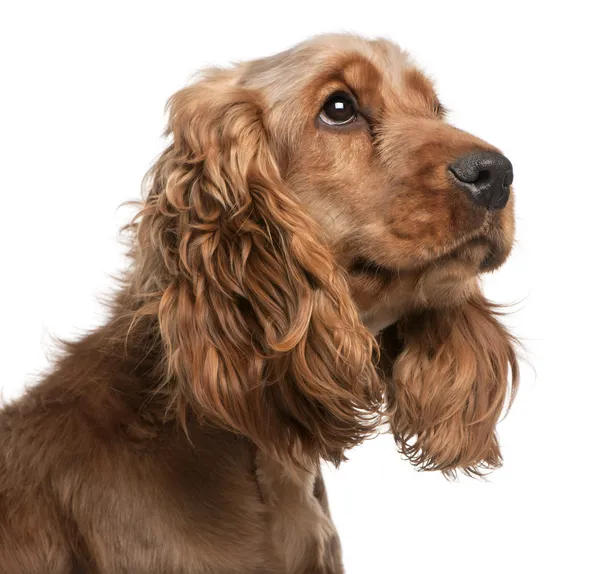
[381,291,519,476]
[132,72,381,466]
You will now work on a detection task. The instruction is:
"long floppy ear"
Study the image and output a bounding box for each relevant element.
[380,290,519,476]
[132,71,381,466]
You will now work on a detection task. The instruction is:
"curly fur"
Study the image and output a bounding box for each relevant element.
[131,78,382,468]
[380,294,519,476]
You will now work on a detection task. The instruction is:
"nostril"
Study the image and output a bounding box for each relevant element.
[477,169,491,184]
[503,169,514,187]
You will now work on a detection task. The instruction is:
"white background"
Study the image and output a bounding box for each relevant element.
[1,1,599,572]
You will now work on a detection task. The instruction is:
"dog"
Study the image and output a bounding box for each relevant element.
[0,34,519,573]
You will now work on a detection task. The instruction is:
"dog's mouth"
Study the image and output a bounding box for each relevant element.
[348,257,397,279]
[348,236,505,279]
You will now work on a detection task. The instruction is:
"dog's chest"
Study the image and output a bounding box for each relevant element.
[255,453,336,573]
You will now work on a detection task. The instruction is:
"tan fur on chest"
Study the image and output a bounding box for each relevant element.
[255,453,337,573]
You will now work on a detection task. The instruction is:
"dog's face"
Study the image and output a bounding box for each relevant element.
[242,35,515,331]
[139,34,519,475]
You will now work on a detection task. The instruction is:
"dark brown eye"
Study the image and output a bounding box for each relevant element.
[319,92,357,126]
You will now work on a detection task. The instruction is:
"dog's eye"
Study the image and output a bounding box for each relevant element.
[319,92,357,126]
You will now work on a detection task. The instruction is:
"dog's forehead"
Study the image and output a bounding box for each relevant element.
[241,34,423,106]
[296,34,413,82]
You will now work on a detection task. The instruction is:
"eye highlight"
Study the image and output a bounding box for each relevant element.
[319,92,357,126]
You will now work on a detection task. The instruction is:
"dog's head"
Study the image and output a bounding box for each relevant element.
[132,34,518,475]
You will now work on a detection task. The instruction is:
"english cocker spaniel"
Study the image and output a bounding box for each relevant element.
[0,34,519,573]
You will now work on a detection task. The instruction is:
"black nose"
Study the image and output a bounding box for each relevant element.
[449,151,513,210]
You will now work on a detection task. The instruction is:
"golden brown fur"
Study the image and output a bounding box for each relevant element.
[0,34,519,572]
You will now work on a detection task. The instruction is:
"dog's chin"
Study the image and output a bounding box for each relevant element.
[478,242,511,272]
[430,236,509,273]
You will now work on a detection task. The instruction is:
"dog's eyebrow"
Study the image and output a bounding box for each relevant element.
[342,58,383,100]
[403,68,443,115]
[403,68,434,97]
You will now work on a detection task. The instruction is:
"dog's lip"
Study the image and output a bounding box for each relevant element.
[348,237,502,277]
[478,243,507,271]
